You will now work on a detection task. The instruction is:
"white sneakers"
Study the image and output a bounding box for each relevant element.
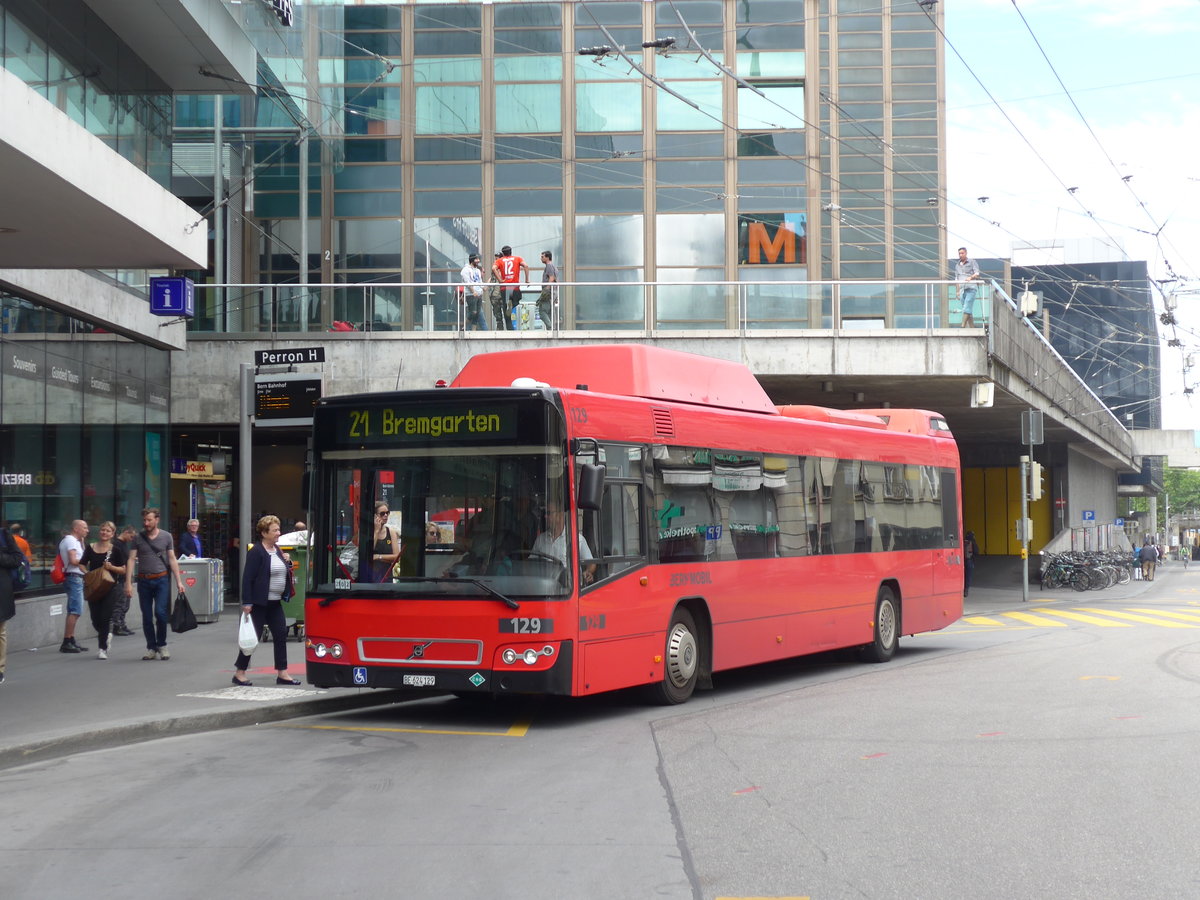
[159,647,170,661]
[97,648,107,659]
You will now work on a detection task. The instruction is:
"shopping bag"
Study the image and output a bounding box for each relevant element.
[51,552,66,585]
[84,566,115,604]
[237,611,259,654]
[170,590,198,633]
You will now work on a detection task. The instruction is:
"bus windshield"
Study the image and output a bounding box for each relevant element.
[313,393,576,599]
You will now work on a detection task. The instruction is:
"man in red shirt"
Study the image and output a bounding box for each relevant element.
[492,245,529,330]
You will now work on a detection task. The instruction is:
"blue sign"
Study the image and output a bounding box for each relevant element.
[1082,510,1095,521]
[1115,517,1125,527]
[149,277,195,317]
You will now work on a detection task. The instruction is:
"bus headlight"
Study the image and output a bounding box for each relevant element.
[522,648,539,665]
[502,648,517,664]
[307,639,344,659]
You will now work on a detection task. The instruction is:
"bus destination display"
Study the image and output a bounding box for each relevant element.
[329,403,519,445]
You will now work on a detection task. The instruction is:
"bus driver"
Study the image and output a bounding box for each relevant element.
[533,507,596,584]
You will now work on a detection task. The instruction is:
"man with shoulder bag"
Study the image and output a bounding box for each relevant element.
[125,508,187,661]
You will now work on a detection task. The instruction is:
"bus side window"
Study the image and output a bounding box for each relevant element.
[578,444,648,586]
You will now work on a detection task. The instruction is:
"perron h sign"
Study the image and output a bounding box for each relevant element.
[149,277,195,318]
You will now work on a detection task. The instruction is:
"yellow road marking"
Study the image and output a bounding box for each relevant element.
[1071,607,1196,627]
[1127,608,1200,623]
[964,615,1004,625]
[274,716,533,738]
[1029,608,1131,626]
[1002,611,1068,627]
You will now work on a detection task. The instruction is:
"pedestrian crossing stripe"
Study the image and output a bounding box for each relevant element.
[1070,607,1195,627]
[955,607,1200,631]
[1002,611,1069,627]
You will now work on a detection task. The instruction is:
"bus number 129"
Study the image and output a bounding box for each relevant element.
[500,617,551,634]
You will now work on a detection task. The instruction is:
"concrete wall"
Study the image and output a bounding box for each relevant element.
[5,592,141,654]
[172,332,989,424]
[1065,446,1121,530]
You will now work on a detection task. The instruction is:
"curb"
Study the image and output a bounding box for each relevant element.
[0,688,417,773]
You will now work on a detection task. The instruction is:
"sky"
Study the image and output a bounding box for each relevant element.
[943,0,1200,431]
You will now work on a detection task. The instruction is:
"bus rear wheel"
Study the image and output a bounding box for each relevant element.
[859,586,898,663]
[652,608,700,704]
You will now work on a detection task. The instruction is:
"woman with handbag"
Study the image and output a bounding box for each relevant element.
[232,514,300,686]
[82,521,129,660]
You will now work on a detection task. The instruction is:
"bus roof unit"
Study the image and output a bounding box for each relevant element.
[451,345,781,415]
[775,405,889,430]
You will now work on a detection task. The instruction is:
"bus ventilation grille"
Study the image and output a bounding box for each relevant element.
[652,408,674,437]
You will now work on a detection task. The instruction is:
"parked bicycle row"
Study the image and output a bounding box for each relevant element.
[1038,551,1133,591]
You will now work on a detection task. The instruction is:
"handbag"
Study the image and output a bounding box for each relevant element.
[170,590,198,633]
[237,611,259,654]
[83,565,115,604]
[51,552,66,585]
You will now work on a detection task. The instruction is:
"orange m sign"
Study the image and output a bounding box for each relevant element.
[739,214,807,265]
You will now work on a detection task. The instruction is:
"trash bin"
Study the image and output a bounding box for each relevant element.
[279,542,308,641]
[178,558,223,623]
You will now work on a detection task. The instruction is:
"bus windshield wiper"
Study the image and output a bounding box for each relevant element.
[463,577,520,610]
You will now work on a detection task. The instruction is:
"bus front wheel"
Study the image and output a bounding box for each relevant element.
[653,608,700,704]
[859,586,898,663]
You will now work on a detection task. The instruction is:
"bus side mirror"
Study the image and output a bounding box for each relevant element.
[578,463,606,511]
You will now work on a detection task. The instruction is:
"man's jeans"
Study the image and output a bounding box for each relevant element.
[960,285,977,317]
[64,572,84,616]
[137,576,171,650]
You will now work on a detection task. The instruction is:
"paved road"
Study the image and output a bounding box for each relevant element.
[2,562,1198,898]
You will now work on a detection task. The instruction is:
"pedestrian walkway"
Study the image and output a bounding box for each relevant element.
[961,555,1194,618]
[0,602,410,771]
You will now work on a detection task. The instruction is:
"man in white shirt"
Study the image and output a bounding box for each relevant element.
[58,519,89,653]
[532,507,596,584]
[955,246,981,328]
[459,254,487,331]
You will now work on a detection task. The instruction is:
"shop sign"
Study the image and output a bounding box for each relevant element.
[738,213,807,265]
[169,459,222,481]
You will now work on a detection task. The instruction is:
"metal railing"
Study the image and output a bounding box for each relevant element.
[183,279,996,336]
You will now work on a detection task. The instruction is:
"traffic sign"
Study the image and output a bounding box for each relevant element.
[1082,510,1095,521]
[1115,517,1125,527]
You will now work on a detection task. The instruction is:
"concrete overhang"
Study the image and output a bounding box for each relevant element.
[83,0,257,93]
[0,269,188,351]
[0,69,207,269]
[1132,429,1200,468]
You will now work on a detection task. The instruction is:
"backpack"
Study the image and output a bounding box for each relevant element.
[0,527,31,591]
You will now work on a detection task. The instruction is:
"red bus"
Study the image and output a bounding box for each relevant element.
[304,345,963,703]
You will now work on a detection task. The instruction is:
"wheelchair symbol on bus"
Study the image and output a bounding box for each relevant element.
[352,667,368,685]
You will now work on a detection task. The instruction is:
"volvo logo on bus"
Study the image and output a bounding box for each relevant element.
[408,641,433,660]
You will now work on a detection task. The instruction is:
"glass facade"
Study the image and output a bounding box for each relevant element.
[174,0,943,331]
[0,0,172,187]
[0,291,171,592]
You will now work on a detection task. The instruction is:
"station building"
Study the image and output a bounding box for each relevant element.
[2,2,1178,649]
